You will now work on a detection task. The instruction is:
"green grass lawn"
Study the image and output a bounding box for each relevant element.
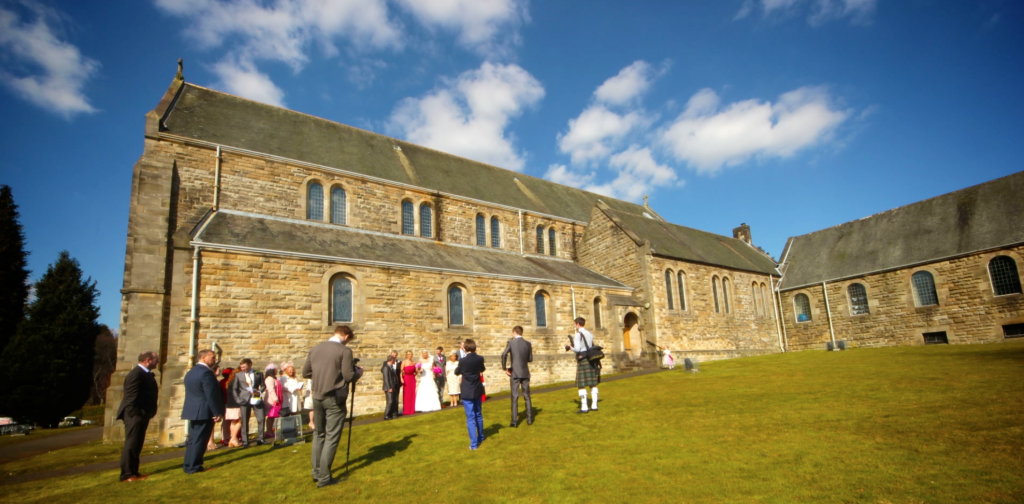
[2,341,1022,503]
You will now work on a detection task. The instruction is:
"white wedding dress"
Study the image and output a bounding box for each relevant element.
[414,364,442,412]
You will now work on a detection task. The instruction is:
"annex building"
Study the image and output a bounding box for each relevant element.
[104,67,1024,445]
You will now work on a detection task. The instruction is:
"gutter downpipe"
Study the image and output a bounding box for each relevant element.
[770,276,785,352]
[213,146,222,210]
[188,247,201,368]
[570,285,577,319]
[518,210,523,255]
[822,281,836,348]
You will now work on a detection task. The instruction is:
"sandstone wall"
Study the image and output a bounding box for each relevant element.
[779,246,1024,350]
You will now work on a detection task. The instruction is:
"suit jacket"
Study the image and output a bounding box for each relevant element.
[229,370,265,406]
[454,353,486,401]
[181,364,225,421]
[501,337,533,379]
[116,365,159,421]
[380,361,400,392]
[302,340,356,400]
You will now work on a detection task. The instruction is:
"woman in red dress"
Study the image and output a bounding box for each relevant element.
[402,351,417,416]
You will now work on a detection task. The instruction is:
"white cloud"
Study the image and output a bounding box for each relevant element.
[587,146,680,202]
[544,163,594,188]
[738,0,878,25]
[387,62,544,171]
[154,0,401,70]
[393,0,526,57]
[210,56,286,107]
[593,60,657,106]
[661,86,849,173]
[0,1,99,119]
[558,105,646,165]
[557,60,664,165]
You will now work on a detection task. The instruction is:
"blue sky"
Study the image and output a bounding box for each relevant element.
[1,0,1021,329]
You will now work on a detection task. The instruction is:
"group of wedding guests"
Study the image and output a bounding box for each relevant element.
[380,343,472,420]
[203,357,313,449]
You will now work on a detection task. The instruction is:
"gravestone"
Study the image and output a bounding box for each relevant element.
[684,358,699,373]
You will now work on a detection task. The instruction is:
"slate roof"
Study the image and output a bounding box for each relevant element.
[193,210,631,289]
[162,83,650,223]
[779,170,1024,290]
[600,206,779,276]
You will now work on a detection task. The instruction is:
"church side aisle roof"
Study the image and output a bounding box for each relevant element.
[193,210,631,289]
[162,83,649,223]
[600,206,779,276]
[779,170,1024,290]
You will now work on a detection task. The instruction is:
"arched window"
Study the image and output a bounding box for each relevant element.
[536,226,544,254]
[448,285,464,327]
[989,256,1022,296]
[307,182,324,221]
[330,187,346,224]
[419,203,432,238]
[593,297,602,329]
[752,283,760,317]
[712,276,720,313]
[548,228,557,256]
[476,214,486,246]
[911,271,939,306]
[491,217,500,248]
[761,283,770,319]
[401,201,414,235]
[331,276,353,323]
[535,291,547,327]
[722,278,731,314]
[664,270,674,310]
[848,283,869,315]
[677,272,687,311]
[794,293,811,322]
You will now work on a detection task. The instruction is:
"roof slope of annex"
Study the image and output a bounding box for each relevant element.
[161,83,650,223]
[779,170,1024,290]
[194,210,631,289]
[599,205,779,276]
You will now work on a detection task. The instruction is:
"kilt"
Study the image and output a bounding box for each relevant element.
[575,359,600,388]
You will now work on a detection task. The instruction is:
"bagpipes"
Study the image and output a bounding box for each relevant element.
[566,333,605,364]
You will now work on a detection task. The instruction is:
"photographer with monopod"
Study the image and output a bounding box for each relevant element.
[302,325,363,488]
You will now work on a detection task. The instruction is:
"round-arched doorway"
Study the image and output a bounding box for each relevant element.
[623,312,641,358]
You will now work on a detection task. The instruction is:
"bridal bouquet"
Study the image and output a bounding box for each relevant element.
[432,366,443,376]
[414,362,422,370]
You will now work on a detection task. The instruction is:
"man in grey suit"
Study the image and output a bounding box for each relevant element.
[501,325,533,427]
[229,358,266,447]
[302,325,362,488]
[433,346,446,405]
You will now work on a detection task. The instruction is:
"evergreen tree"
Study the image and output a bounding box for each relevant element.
[0,251,99,426]
[0,185,30,355]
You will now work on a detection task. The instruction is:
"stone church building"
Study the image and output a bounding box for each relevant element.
[104,68,1024,445]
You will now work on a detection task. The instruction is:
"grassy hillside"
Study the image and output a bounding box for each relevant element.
[2,341,1022,503]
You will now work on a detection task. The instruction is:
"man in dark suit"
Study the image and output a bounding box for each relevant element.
[117,351,159,482]
[230,358,266,447]
[501,326,533,427]
[380,354,400,420]
[433,346,446,406]
[303,325,362,488]
[454,339,486,450]
[181,349,225,474]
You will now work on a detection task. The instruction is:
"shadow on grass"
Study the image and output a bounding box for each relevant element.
[335,434,417,477]
[482,423,505,438]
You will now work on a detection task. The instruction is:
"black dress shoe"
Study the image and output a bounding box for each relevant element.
[527,418,533,425]
[318,477,341,488]
[241,444,250,448]
[510,421,517,428]
[575,409,588,414]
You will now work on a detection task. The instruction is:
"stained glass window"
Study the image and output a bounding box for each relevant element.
[419,203,432,238]
[448,286,464,326]
[401,201,414,235]
[476,214,486,246]
[331,276,352,323]
[330,187,346,224]
[848,283,869,315]
[307,183,323,221]
[535,291,547,327]
[795,293,811,322]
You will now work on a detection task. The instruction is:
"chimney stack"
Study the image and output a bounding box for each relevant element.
[733,223,752,245]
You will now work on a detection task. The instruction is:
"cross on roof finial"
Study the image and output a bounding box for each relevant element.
[643,195,649,206]
[176,58,183,81]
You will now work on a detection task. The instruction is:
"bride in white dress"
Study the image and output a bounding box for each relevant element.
[414,351,441,412]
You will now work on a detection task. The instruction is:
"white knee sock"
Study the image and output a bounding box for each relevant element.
[590,387,599,409]
[578,389,589,411]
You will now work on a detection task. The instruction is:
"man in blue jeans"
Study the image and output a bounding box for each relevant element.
[454,339,486,449]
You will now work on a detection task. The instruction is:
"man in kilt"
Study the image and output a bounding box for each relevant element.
[567,317,600,413]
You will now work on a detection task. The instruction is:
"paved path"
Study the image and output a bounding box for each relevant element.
[0,367,666,486]
[0,427,102,465]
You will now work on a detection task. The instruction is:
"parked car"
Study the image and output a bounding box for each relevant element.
[59,416,82,428]
[80,419,95,426]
